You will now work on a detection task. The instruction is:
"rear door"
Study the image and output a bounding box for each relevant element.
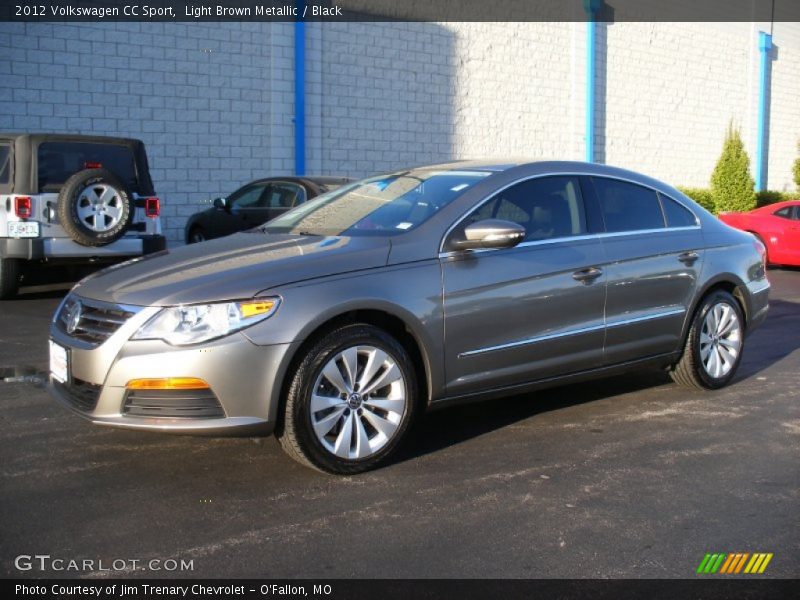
[441,175,608,397]
[587,176,704,364]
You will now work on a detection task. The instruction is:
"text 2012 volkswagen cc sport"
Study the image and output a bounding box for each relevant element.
[48,161,770,473]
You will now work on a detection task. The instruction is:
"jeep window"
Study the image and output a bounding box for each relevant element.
[262,169,491,237]
[37,142,137,192]
[0,143,10,184]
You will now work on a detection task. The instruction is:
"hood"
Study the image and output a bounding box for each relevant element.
[74,232,391,306]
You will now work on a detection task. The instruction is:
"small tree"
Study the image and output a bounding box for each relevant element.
[710,124,756,213]
[793,140,800,191]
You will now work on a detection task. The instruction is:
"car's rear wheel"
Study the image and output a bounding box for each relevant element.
[671,290,745,390]
[278,323,418,474]
[0,258,20,300]
[57,168,134,247]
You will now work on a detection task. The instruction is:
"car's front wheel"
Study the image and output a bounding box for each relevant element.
[671,290,745,390]
[278,323,418,474]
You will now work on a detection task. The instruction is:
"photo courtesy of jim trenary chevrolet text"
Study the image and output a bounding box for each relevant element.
[0,0,799,598]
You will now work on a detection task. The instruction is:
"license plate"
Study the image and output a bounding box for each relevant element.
[49,341,69,384]
[9,222,40,238]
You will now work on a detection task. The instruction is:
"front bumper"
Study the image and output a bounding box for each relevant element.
[48,306,292,435]
[0,235,166,259]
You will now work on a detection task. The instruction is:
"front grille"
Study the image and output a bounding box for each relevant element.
[56,296,135,346]
[54,378,101,412]
[123,389,225,419]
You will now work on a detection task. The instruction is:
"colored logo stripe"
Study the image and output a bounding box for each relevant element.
[697,552,773,574]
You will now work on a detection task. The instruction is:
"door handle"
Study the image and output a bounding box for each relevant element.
[572,267,603,284]
[678,251,700,265]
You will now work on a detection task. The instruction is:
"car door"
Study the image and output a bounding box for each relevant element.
[260,181,308,224]
[774,204,800,262]
[587,176,705,364]
[213,183,270,237]
[441,175,608,398]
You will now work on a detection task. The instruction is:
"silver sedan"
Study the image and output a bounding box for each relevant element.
[48,161,770,473]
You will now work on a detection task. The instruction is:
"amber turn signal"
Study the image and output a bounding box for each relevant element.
[126,377,210,390]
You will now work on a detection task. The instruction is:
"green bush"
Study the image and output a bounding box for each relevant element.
[793,140,800,190]
[710,125,756,213]
[755,190,787,207]
[677,187,715,213]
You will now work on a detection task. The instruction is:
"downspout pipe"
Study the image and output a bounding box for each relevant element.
[294,4,306,176]
[755,31,772,191]
[584,0,600,163]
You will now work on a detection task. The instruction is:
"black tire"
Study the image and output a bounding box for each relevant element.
[0,258,20,300]
[278,323,418,474]
[57,168,134,247]
[187,227,207,244]
[671,290,745,390]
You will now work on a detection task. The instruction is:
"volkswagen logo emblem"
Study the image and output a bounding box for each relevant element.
[66,301,83,334]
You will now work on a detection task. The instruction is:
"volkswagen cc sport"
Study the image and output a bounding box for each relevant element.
[48,161,770,473]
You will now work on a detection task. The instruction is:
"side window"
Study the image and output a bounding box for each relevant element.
[229,185,268,209]
[0,143,10,184]
[794,206,800,220]
[660,193,697,228]
[461,176,587,242]
[592,178,665,233]
[266,183,307,209]
[773,206,792,219]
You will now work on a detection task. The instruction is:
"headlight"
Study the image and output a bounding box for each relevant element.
[132,297,280,345]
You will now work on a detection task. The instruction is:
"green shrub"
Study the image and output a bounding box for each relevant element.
[710,125,756,213]
[793,140,800,190]
[755,190,787,207]
[677,187,715,213]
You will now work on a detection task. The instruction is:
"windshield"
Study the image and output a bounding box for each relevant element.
[261,169,492,236]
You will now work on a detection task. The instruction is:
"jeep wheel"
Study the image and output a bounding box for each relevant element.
[0,258,20,300]
[57,168,134,247]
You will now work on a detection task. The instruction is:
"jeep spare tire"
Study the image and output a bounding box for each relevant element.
[57,168,134,246]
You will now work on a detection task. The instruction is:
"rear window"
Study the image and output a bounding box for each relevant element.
[660,194,697,228]
[37,142,137,192]
[0,143,10,184]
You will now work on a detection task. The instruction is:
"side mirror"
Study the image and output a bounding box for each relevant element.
[450,219,526,251]
[212,197,227,210]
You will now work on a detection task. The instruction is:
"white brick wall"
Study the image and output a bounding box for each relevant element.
[1,21,798,244]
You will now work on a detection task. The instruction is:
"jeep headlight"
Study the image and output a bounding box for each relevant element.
[133,298,280,345]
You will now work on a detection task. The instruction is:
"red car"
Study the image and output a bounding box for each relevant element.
[719,200,800,266]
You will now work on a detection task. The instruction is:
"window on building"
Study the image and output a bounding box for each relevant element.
[592,177,665,233]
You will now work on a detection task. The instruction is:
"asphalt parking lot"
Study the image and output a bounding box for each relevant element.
[0,270,798,579]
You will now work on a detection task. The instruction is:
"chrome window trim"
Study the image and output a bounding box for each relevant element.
[438,171,701,255]
[458,307,686,358]
[438,226,701,260]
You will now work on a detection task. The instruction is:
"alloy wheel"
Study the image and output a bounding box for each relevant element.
[699,302,742,379]
[310,345,406,460]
